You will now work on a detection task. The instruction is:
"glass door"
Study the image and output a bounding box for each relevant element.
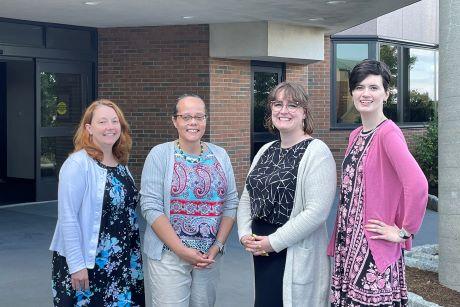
[35,60,92,201]
[251,64,284,160]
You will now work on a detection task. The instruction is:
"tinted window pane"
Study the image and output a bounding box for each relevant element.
[336,43,368,124]
[405,48,437,122]
[41,137,74,178]
[379,44,398,122]
[253,71,279,132]
[0,22,43,47]
[41,72,82,127]
[46,27,93,51]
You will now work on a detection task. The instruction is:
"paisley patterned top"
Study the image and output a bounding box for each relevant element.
[168,146,227,253]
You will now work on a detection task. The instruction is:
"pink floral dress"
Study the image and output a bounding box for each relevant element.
[330,125,408,306]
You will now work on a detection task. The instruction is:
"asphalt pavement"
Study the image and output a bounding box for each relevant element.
[0,199,438,306]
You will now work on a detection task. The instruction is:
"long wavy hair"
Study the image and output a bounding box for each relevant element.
[74,99,132,164]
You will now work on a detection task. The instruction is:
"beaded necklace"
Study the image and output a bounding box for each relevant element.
[176,140,204,163]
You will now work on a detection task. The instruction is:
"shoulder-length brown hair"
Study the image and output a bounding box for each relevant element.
[74,99,132,164]
[264,82,314,135]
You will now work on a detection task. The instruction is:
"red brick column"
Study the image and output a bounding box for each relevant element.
[209,59,252,192]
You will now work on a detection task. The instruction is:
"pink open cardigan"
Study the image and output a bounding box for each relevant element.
[327,120,428,273]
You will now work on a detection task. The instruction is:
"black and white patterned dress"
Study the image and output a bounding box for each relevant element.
[51,162,145,307]
[246,138,312,307]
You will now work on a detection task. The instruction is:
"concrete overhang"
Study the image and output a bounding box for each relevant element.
[210,22,324,64]
[0,0,420,35]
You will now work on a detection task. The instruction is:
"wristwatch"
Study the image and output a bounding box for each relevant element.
[213,239,225,255]
[398,229,411,240]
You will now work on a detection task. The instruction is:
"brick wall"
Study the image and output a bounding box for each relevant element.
[209,59,252,192]
[98,28,426,190]
[98,25,210,182]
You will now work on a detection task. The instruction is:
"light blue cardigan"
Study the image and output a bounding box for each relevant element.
[49,149,135,274]
[140,141,239,260]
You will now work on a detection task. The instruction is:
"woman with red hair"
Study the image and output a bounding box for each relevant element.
[50,99,145,306]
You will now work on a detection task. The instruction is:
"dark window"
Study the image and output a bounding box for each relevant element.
[0,21,43,47]
[251,62,284,159]
[46,27,94,51]
[331,39,438,128]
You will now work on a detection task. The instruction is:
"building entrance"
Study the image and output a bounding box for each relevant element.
[0,58,92,205]
[0,58,35,205]
[0,19,96,205]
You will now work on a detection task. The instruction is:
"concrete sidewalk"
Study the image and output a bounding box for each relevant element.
[0,201,438,306]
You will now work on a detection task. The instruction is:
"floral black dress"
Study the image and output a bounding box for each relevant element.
[52,162,145,307]
[330,124,408,306]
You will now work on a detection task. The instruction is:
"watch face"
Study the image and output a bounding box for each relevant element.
[398,229,410,239]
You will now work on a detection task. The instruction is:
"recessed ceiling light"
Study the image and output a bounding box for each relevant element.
[308,17,324,21]
[182,16,195,19]
[84,1,101,5]
[327,0,347,4]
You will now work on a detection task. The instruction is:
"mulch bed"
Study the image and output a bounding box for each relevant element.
[406,266,460,307]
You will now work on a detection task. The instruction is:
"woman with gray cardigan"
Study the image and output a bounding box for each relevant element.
[237,82,336,307]
[140,94,238,307]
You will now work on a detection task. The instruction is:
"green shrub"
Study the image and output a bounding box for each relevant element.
[412,115,438,195]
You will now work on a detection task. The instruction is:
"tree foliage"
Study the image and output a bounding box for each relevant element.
[413,114,438,195]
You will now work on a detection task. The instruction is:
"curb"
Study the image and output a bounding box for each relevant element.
[408,292,441,307]
[405,244,438,272]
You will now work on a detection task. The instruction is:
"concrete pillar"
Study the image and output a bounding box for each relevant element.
[438,0,460,292]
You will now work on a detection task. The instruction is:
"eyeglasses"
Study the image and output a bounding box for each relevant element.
[270,100,301,112]
[174,114,207,122]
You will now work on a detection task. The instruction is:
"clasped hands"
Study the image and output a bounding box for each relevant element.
[240,234,274,256]
[177,245,219,269]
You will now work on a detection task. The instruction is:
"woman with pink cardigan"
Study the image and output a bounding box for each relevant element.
[327,59,428,306]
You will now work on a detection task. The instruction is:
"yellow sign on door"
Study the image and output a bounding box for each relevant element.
[56,101,68,116]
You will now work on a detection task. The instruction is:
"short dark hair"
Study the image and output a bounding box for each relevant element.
[349,59,391,95]
[172,94,205,116]
[265,82,314,135]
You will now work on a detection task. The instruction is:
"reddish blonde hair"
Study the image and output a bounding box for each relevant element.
[74,99,132,164]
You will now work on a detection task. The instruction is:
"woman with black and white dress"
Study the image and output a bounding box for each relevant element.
[237,82,336,307]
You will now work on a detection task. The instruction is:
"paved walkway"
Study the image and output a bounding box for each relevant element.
[0,200,438,306]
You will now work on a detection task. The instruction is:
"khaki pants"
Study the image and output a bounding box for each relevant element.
[144,250,222,307]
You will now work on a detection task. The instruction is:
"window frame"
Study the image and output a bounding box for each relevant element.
[330,36,438,129]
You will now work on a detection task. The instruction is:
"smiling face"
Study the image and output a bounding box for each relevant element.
[85,105,121,151]
[271,89,306,135]
[172,96,206,145]
[352,74,390,116]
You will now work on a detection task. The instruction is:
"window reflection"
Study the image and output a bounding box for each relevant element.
[252,69,281,159]
[253,71,279,132]
[336,43,368,124]
[405,48,437,122]
[41,137,74,178]
[379,44,398,122]
[41,72,82,128]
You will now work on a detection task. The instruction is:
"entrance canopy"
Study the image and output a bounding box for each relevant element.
[1,0,419,33]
